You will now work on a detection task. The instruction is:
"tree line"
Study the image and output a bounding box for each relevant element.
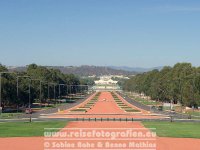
[0,64,89,108]
[123,63,200,107]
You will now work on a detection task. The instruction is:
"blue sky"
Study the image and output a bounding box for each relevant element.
[0,0,200,67]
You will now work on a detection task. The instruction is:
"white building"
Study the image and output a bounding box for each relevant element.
[94,76,118,85]
[93,76,120,91]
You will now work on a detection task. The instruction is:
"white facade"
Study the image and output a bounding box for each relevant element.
[94,76,118,85]
[93,76,120,91]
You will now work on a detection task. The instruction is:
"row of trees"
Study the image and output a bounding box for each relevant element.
[123,63,200,107]
[0,64,88,108]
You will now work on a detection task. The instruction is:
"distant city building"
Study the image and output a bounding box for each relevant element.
[93,76,120,91]
[88,75,96,78]
[111,75,130,79]
[94,76,118,85]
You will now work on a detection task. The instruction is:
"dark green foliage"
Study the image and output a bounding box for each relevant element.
[0,64,83,108]
[124,109,140,112]
[123,63,200,107]
[70,109,87,112]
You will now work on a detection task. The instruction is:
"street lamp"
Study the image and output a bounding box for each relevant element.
[79,85,85,97]
[48,83,57,104]
[35,81,49,107]
[85,85,91,93]
[58,84,65,100]
[68,85,72,100]
[66,84,77,99]
[79,85,89,96]
[67,84,76,99]
[16,75,32,122]
[30,79,42,106]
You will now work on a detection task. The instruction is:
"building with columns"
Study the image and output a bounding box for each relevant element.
[93,76,121,91]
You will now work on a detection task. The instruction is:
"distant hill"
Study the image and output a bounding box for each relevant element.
[7,66,27,72]
[8,65,137,76]
[46,66,136,76]
[109,66,163,73]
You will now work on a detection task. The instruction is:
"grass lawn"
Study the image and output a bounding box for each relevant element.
[186,111,200,116]
[0,121,67,137]
[0,113,22,119]
[133,97,158,105]
[126,94,159,106]
[125,109,140,112]
[70,109,87,112]
[41,103,67,110]
[143,121,200,138]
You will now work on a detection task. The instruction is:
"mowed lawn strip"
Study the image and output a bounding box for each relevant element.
[0,113,22,119]
[0,121,67,137]
[143,121,200,138]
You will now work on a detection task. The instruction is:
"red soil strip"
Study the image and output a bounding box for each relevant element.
[86,92,126,114]
[157,137,200,150]
[0,137,43,150]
